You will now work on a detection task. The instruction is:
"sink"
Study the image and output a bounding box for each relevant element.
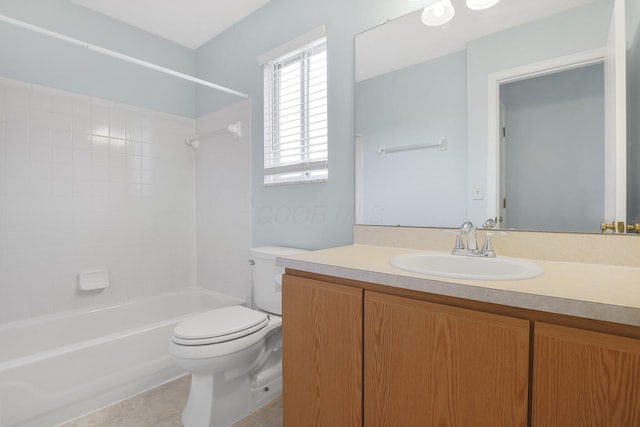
[390,251,543,281]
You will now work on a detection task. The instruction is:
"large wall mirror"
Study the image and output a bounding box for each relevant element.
[355,0,640,234]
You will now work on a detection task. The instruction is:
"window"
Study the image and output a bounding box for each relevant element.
[263,31,328,185]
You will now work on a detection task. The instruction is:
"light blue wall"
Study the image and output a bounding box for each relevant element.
[465,0,613,225]
[356,51,467,227]
[1,0,621,246]
[628,0,640,224]
[193,0,614,247]
[0,0,196,117]
[0,0,437,249]
[501,64,605,233]
[194,0,420,249]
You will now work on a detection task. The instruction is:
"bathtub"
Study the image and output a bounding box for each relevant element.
[0,288,243,427]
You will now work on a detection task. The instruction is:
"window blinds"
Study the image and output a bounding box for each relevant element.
[263,34,328,185]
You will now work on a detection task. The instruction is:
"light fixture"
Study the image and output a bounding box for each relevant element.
[421,0,455,26]
[465,0,501,11]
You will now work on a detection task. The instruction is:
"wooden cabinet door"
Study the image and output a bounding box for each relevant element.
[364,291,530,427]
[532,322,640,427]
[282,275,363,426]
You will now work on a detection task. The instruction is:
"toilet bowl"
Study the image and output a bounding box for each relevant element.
[170,246,306,427]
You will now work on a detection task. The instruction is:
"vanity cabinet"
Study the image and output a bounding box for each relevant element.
[364,291,530,427]
[532,322,640,427]
[282,271,640,426]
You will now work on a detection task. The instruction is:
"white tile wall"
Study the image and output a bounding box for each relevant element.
[195,100,251,304]
[0,78,197,323]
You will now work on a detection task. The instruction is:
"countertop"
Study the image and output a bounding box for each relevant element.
[277,244,640,327]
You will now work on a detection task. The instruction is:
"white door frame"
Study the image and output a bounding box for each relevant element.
[486,48,606,223]
[603,0,627,229]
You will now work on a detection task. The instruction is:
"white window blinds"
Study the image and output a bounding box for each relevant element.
[263,32,328,185]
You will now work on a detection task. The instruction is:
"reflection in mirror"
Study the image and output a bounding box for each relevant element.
[499,64,604,232]
[354,0,640,233]
[355,49,467,227]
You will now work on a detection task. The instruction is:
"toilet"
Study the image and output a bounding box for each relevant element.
[170,246,307,427]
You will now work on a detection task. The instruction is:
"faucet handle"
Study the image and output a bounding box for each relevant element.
[482,233,493,250]
[454,232,465,250]
[483,218,497,229]
[481,233,496,257]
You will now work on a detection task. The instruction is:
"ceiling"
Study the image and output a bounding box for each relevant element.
[68,0,271,49]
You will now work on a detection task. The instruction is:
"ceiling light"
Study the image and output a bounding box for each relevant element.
[421,0,455,26]
[465,0,501,11]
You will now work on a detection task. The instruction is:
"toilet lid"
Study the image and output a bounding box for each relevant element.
[173,306,269,345]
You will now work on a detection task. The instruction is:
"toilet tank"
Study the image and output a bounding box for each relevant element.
[250,246,308,315]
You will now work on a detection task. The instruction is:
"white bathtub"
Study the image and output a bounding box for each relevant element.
[0,288,243,427]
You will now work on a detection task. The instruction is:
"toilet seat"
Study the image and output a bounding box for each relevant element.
[172,306,269,346]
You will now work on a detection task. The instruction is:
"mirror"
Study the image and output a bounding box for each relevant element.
[355,0,639,233]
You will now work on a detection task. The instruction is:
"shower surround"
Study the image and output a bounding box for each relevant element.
[0,77,197,323]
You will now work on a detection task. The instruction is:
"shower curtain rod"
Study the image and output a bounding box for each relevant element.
[0,14,249,99]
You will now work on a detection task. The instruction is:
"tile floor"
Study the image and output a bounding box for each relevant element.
[58,375,283,427]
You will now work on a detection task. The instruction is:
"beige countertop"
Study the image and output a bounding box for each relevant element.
[277,244,640,327]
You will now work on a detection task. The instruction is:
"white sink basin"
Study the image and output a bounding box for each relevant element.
[390,251,543,281]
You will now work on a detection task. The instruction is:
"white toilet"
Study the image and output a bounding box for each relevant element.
[170,246,306,427]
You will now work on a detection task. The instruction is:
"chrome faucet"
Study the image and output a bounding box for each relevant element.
[452,221,496,258]
[462,222,477,250]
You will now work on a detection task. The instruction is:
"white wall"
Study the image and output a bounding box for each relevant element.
[0,78,196,323]
[195,101,252,303]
